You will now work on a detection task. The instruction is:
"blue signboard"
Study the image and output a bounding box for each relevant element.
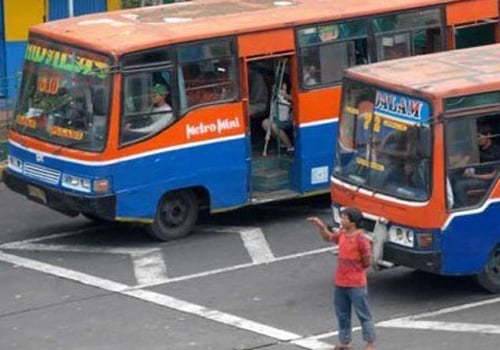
[374,89,431,125]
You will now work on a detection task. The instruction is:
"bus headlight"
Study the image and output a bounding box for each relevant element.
[8,155,23,173]
[331,206,342,228]
[388,225,414,247]
[93,178,110,193]
[62,174,92,193]
[416,233,433,249]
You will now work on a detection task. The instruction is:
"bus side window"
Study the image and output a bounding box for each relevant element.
[120,70,174,145]
[373,8,443,62]
[447,116,500,209]
[297,20,368,89]
[177,40,237,113]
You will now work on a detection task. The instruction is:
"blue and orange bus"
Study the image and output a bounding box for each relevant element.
[3,0,499,240]
[333,43,500,292]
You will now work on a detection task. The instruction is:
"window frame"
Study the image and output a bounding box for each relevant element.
[295,5,446,91]
[175,37,239,115]
[444,109,500,210]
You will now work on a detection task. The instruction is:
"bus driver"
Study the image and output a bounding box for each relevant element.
[125,83,173,137]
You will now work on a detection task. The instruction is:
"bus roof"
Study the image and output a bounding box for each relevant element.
[30,0,459,55]
[346,44,500,99]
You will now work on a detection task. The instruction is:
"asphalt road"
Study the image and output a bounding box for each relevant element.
[1,183,500,350]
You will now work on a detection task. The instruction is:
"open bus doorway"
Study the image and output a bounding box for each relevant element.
[246,56,297,201]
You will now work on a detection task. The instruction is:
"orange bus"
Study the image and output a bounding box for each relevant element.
[333,43,500,292]
[4,0,499,241]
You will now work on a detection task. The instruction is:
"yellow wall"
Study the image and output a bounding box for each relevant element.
[3,1,122,42]
[4,0,45,41]
[107,0,122,11]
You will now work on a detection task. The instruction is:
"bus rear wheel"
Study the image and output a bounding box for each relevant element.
[476,246,500,293]
[147,190,199,241]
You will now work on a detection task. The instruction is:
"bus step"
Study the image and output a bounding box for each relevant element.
[252,168,290,192]
[251,189,300,203]
[252,156,292,173]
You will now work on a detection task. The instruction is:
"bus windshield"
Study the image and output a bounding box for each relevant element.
[13,37,112,152]
[334,79,432,201]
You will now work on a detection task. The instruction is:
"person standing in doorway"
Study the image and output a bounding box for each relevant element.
[307,208,376,350]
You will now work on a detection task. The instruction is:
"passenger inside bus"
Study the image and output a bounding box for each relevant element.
[248,65,270,121]
[302,64,319,86]
[262,82,294,153]
[452,125,500,207]
[123,83,173,141]
[377,127,418,162]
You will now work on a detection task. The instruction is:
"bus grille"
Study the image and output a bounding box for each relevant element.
[23,162,61,185]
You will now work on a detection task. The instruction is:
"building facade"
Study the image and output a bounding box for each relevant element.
[0,0,121,98]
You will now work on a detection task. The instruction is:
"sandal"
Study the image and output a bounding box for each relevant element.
[334,345,351,350]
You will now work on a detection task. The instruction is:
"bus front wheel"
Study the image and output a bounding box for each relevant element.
[476,246,500,293]
[147,190,199,241]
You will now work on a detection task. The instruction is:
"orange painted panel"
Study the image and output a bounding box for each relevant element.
[9,103,244,162]
[115,103,245,159]
[446,0,498,25]
[238,29,294,57]
[297,87,341,123]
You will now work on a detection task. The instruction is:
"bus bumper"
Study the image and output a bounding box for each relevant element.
[383,242,442,273]
[3,169,116,220]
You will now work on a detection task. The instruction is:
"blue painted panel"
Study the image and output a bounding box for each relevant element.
[4,41,26,98]
[0,1,4,36]
[74,0,106,16]
[49,0,107,21]
[295,120,337,192]
[0,1,6,96]
[48,0,68,21]
[9,136,250,219]
[441,203,500,275]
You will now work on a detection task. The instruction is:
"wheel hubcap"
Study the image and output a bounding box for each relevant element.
[161,199,187,227]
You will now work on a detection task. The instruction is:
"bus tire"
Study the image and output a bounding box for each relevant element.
[476,245,500,294]
[147,190,199,241]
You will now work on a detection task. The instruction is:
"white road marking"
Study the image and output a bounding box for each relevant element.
[132,246,334,289]
[376,295,500,335]
[0,251,332,350]
[0,242,158,255]
[1,224,335,288]
[0,242,169,285]
[199,225,275,263]
[239,227,275,263]
[378,320,500,334]
[131,250,168,285]
[0,225,114,248]
[3,225,500,347]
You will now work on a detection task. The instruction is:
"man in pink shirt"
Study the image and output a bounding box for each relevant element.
[307,207,375,350]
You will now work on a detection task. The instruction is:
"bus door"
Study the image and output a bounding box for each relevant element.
[245,55,298,201]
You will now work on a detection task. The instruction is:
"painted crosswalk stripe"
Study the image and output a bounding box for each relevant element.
[198,226,275,264]
[378,319,500,334]
[0,251,332,350]
[131,250,168,285]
